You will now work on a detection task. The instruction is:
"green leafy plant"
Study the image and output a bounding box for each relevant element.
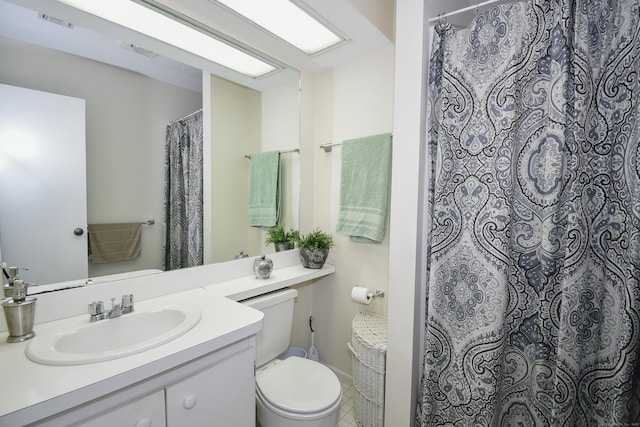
[294,228,335,251]
[265,226,299,245]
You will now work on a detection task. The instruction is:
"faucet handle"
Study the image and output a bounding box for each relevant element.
[122,294,134,309]
[88,301,104,316]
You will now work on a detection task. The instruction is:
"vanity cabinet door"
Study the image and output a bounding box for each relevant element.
[74,390,166,427]
[165,345,255,426]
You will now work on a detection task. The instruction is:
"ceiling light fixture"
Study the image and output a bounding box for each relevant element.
[55,0,278,78]
[38,12,74,29]
[215,0,344,55]
[122,42,159,58]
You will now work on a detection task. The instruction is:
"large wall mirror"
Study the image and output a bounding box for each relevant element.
[0,0,300,288]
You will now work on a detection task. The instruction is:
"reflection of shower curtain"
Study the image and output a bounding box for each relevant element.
[164,110,203,270]
[417,1,640,426]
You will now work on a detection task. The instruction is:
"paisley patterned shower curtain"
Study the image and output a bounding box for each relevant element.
[164,110,203,270]
[417,0,640,425]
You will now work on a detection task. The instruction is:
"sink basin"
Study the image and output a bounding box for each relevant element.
[26,302,201,365]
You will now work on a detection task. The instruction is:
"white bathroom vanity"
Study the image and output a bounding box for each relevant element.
[0,250,334,426]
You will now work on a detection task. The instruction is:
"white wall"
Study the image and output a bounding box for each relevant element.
[0,36,202,279]
[293,43,395,378]
[294,3,429,425]
[261,77,301,242]
[208,74,302,262]
[209,75,261,262]
[386,0,430,424]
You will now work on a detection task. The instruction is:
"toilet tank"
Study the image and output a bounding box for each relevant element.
[241,289,297,367]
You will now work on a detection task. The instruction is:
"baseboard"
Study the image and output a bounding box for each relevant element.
[325,363,352,385]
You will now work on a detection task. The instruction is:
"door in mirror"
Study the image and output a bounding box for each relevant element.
[0,84,88,285]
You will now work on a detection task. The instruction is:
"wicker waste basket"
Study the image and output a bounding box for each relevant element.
[348,312,387,427]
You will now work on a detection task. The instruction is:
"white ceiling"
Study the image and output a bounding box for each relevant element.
[0,0,205,91]
[0,0,493,92]
[0,0,396,92]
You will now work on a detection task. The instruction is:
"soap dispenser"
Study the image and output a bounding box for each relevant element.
[3,266,27,298]
[253,255,273,279]
[2,279,37,343]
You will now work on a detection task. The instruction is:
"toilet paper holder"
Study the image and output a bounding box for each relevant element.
[351,286,385,305]
[368,290,385,299]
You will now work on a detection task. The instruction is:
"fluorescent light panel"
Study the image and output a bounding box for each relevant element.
[216,0,343,54]
[56,0,277,77]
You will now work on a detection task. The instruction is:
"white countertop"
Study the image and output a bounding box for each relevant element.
[0,259,335,425]
[203,263,337,301]
[0,289,262,425]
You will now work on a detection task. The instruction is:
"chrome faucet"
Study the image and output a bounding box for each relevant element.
[88,294,134,322]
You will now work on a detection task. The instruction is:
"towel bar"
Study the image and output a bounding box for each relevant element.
[320,142,341,152]
[321,133,393,152]
[244,148,299,159]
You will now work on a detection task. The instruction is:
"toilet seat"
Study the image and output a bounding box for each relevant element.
[256,356,342,415]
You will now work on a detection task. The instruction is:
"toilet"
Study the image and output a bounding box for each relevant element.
[242,289,342,427]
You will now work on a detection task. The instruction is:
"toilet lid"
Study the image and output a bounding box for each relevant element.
[256,357,341,414]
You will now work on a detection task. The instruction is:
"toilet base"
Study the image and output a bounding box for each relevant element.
[256,389,341,427]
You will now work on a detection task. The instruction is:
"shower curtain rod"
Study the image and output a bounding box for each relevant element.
[244,148,300,159]
[427,0,504,23]
[169,108,203,124]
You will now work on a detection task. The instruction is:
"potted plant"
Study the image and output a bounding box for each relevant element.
[294,228,335,269]
[265,226,299,252]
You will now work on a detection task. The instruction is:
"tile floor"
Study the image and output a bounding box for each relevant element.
[338,378,358,427]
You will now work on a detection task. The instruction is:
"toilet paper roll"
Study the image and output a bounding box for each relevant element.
[351,286,372,305]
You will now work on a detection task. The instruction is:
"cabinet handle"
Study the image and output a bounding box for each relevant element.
[136,417,152,427]
[183,394,198,410]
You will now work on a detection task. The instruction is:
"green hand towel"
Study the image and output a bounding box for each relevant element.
[337,133,392,242]
[248,151,281,227]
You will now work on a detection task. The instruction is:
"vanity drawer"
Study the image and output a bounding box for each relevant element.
[73,390,166,427]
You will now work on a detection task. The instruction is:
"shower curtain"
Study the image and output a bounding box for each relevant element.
[417,0,640,426]
[164,110,203,270]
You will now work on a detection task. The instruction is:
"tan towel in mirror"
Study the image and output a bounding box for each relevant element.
[88,223,142,263]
